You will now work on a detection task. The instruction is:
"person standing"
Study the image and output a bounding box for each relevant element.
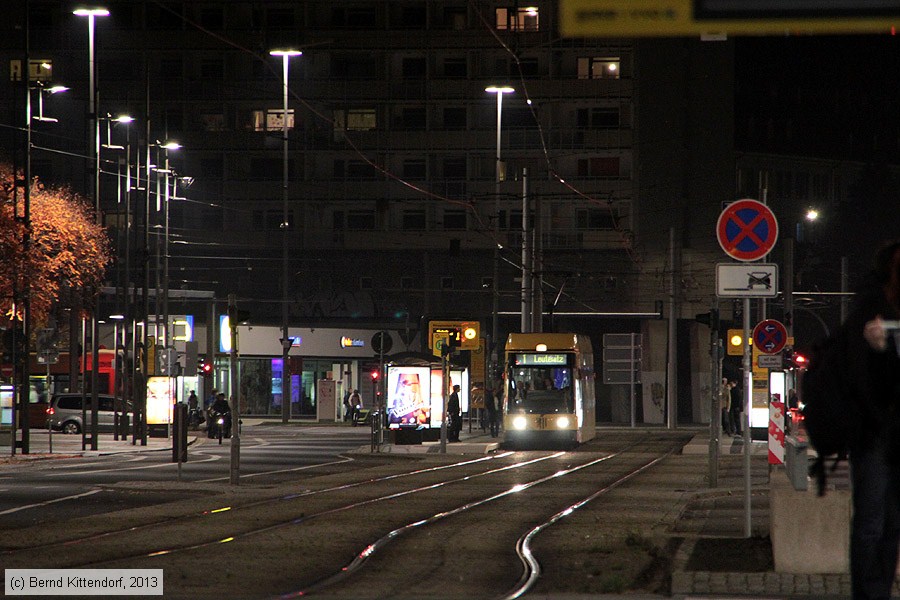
[447,384,461,442]
[348,389,362,425]
[720,378,733,435]
[729,379,743,436]
[484,383,499,438]
[844,241,900,600]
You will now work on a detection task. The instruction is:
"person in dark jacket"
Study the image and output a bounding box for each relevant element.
[844,240,900,600]
[447,384,461,442]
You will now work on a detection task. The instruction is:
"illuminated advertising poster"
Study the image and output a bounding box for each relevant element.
[428,369,470,428]
[146,377,173,425]
[0,384,13,427]
[386,366,430,428]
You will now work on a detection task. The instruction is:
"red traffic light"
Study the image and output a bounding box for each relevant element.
[371,370,380,380]
[199,361,213,376]
[792,353,809,368]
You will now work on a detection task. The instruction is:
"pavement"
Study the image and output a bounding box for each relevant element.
[0,422,866,598]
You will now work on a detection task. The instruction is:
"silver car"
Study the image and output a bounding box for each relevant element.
[47,394,128,434]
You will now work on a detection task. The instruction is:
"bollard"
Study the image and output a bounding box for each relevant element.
[172,403,188,463]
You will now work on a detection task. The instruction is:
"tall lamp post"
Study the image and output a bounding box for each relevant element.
[485,86,513,383]
[74,6,109,452]
[270,49,301,424]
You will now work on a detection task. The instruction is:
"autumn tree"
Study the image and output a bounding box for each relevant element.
[0,162,112,329]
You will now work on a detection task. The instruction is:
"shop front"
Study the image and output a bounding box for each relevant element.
[225,326,416,419]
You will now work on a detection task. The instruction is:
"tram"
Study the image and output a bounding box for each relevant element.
[502,333,596,448]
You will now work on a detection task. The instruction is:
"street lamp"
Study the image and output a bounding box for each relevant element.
[31,84,68,123]
[152,141,180,351]
[74,6,109,452]
[485,85,514,381]
[270,48,301,424]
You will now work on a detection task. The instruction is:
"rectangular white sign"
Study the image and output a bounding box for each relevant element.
[716,263,778,298]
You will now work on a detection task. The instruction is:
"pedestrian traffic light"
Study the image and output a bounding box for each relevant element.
[727,329,745,356]
[695,309,720,330]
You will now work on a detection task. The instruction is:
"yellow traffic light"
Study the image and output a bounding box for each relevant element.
[727,329,745,356]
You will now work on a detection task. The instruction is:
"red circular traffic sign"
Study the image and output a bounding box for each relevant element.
[752,319,788,354]
[717,199,779,262]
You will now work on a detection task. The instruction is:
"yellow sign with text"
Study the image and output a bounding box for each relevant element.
[429,320,481,354]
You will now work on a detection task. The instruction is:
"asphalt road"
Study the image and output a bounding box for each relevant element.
[0,425,373,530]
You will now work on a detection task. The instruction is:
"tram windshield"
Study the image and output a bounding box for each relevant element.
[506,353,574,414]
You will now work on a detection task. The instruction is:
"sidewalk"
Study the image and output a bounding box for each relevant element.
[0,428,191,462]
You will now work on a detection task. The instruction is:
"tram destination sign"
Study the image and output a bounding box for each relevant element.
[515,353,568,366]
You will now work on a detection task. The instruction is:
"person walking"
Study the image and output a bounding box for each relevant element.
[348,389,362,425]
[843,241,900,600]
[447,384,461,442]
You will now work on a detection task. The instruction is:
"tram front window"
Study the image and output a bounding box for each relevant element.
[507,365,573,413]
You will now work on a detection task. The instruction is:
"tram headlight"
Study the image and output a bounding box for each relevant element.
[556,416,570,429]
[512,415,528,430]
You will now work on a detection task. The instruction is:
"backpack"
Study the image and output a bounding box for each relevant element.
[800,329,852,496]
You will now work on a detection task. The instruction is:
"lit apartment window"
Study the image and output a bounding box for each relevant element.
[577,57,620,80]
[495,6,539,31]
[334,108,377,131]
[251,109,295,132]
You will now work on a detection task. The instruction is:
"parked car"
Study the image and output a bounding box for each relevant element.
[46,393,129,434]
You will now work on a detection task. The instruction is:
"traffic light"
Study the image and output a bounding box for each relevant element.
[198,359,213,377]
[371,370,380,382]
[727,329,745,356]
[783,350,809,370]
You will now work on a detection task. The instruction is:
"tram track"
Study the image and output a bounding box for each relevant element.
[2,432,692,599]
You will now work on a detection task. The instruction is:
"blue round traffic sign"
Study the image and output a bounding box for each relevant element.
[717,199,779,262]
[752,319,788,354]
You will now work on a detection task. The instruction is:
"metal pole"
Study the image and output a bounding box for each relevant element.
[491,92,503,381]
[742,297,752,538]
[87,12,101,452]
[280,54,291,425]
[840,256,849,324]
[521,168,531,333]
[666,228,677,429]
[440,349,449,454]
[708,315,719,488]
[228,294,240,485]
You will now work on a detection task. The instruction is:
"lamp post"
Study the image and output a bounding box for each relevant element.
[74,6,109,452]
[153,141,180,353]
[485,86,513,382]
[270,49,301,424]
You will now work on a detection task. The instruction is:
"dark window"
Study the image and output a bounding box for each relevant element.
[443,107,467,129]
[347,210,375,230]
[99,397,115,412]
[332,6,378,27]
[202,206,223,230]
[577,157,620,177]
[347,160,377,179]
[58,397,81,410]
[441,277,454,289]
[360,277,373,289]
[443,210,467,230]
[267,7,295,28]
[400,6,426,28]
[160,58,184,80]
[504,107,532,127]
[443,57,467,78]
[199,7,224,29]
[28,3,54,29]
[250,157,281,179]
[443,7,467,29]
[148,2,184,29]
[403,159,426,179]
[200,59,224,80]
[518,57,539,77]
[402,210,426,230]
[333,210,345,230]
[164,108,184,134]
[331,55,379,79]
[400,107,426,130]
[402,57,427,79]
[252,210,287,231]
[577,107,620,129]
[576,208,615,229]
[200,158,224,178]
[443,157,466,179]
[401,276,414,289]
